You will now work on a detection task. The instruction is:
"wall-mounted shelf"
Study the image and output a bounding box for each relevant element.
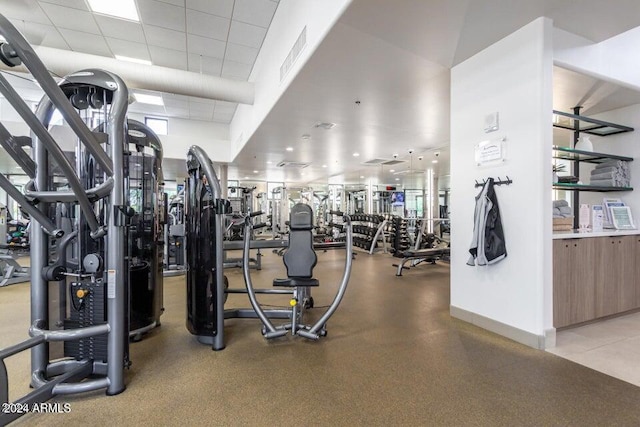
[552,107,634,229]
[552,183,633,192]
[553,146,634,164]
[553,110,634,136]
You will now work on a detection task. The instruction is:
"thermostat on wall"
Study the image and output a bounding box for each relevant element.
[484,112,499,133]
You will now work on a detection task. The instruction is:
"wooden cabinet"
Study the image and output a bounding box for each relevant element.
[554,235,639,328]
[553,238,596,328]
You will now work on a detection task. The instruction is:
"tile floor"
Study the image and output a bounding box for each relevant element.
[548,312,640,386]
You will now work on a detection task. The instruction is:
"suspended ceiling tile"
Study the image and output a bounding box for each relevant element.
[58,28,112,56]
[39,3,100,34]
[143,24,186,51]
[149,45,188,70]
[38,0,89,10]
[221,60,252,80]
[189,111,213,121]
[187,34,225,58]
[228,20,267,49]
[22,22,70,50]
[186,9,230,41]
[2,0,51,25]
[224,42,258,65]
[106,38,150,61]
[137,0,186,32]
[232,0,277,28]
[163,97,189,109]
[186,0,234,18]
[214,100,238,114]
[163,92,189,101]
[187,53,223,75]
[188,97,215,107]
[94,15,146,43]
[213,111,234,123]
[155,0,185,6]
[165,107,190,118]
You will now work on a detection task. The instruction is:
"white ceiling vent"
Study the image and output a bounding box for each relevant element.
[363,158,406,166]
[280,26,307,82]
[277,161,310,169]
[381,159,405,165]
[314,122,336,130]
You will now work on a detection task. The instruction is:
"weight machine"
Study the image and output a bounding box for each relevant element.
[0,15,162,424]
[185,147,354,350]
[164,190,186,276]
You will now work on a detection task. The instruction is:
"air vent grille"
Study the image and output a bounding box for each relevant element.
[280,26,307,82]
[277,161,310,169]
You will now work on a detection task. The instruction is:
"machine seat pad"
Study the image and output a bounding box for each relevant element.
[273,277,319,287]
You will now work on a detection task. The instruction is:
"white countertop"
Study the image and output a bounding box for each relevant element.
[553,229,640,239]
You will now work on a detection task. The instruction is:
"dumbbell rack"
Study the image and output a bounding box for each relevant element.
[391,216,411,256]
[331,214,389,254]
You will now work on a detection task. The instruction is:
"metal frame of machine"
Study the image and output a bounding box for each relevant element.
[0,15,163,424]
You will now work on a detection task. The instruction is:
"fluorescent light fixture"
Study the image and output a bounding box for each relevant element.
[244,176,249,179]
[359,176,364,179]
[352,152,359,157]
[253,170,258,173]
[133,93,164,106]
[395,178,400,181]
[88,0,140,21]
[432,160,438,164]
[389,169,395,173]
[115,55,152,66]
[286,147,293,151]
[322,164,327,168]
[266,161,272,164]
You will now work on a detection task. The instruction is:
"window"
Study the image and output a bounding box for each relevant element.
[145,117,168,135]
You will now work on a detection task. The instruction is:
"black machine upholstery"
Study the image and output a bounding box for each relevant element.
[273,203,319,287]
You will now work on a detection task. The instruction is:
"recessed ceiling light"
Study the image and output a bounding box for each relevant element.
[286,147,293,151]
[352,152,359,157]
[115,55,151,66]
[133,92,164,106]
[301,172,305,176]
[244,176,249,179]
[253,170,258,173]
[359,176,364,179]
[395,178,400,181]
[266,161,272,164]
[88,0,139,21]
[389,169,395,173]
[322,164,327,168]
[432,160,438,164]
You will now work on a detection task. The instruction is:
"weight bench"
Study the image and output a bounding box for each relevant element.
[394,247,450,276]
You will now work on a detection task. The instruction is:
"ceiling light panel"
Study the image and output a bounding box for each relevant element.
[115,55,152,65]
[134,93,164,106]
[88,0,140,22]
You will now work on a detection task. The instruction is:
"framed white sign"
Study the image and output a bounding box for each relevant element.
[475,138,505,166]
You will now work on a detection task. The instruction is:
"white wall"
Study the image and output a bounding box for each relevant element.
[229,0,352,158]
[127,113,230,161]
[554,26,640,92]
[450,18,554,348]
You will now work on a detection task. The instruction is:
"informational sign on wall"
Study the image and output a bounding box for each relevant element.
[475,138,505,166]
